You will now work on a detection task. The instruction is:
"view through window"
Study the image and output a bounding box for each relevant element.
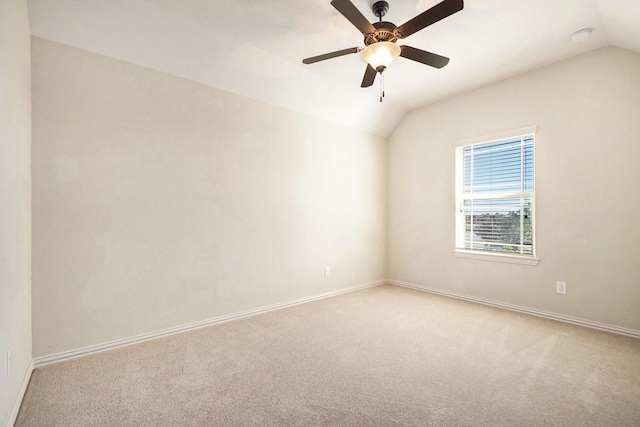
[455,129,535,258]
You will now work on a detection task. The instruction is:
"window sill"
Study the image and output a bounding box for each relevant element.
[453,250,540,266]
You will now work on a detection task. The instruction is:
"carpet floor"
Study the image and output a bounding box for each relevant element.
[15,284,640,426]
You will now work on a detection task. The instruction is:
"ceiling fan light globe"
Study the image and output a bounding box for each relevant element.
[360,42,401,72]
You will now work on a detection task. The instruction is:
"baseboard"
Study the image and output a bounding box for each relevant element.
[33,280,385,368]
[388,279,640,339]
[7,359,33,427]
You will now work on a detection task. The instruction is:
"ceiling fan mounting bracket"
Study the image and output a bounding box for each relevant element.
[371,1,389,20]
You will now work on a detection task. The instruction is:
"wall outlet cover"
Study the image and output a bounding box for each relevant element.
[556,281,567,295]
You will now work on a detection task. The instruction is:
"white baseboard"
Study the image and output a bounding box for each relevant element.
[7,359,33,427]
[388,279,640,339]
[33,280,385,368]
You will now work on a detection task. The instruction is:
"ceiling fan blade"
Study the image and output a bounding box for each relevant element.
[400,45,450,68]
[396,0,463,39]
[330,0,376,35]
[303,47,360,64]
[361,65,377,88]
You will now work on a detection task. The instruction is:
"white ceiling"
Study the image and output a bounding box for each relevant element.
[27,0,640,137]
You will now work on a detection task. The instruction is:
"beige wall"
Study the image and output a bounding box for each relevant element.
[31,38,387,357]
[388,46,640,331]
[0,0,32,424]
[27,36,640,362]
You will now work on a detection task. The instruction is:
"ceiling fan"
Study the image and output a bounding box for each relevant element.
[303,0,464,93]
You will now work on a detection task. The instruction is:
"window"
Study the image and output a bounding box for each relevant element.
[454,127,538,265]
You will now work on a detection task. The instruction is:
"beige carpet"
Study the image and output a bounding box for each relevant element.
[16,284,640,426]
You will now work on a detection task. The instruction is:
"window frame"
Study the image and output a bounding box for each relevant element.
[453,126,539,266]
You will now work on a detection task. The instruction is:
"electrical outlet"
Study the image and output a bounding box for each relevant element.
[7,347,11,377]
[325,266,331,277]
[556,281,567,295]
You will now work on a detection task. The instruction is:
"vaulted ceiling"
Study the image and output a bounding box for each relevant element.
[28,0,640,137]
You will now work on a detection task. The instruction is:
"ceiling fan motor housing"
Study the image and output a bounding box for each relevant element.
[364,21,398,45]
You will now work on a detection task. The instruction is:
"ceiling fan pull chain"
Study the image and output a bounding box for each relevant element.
[379,71,385,103]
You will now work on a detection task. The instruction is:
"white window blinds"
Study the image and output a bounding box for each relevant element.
[455,130,535,257]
